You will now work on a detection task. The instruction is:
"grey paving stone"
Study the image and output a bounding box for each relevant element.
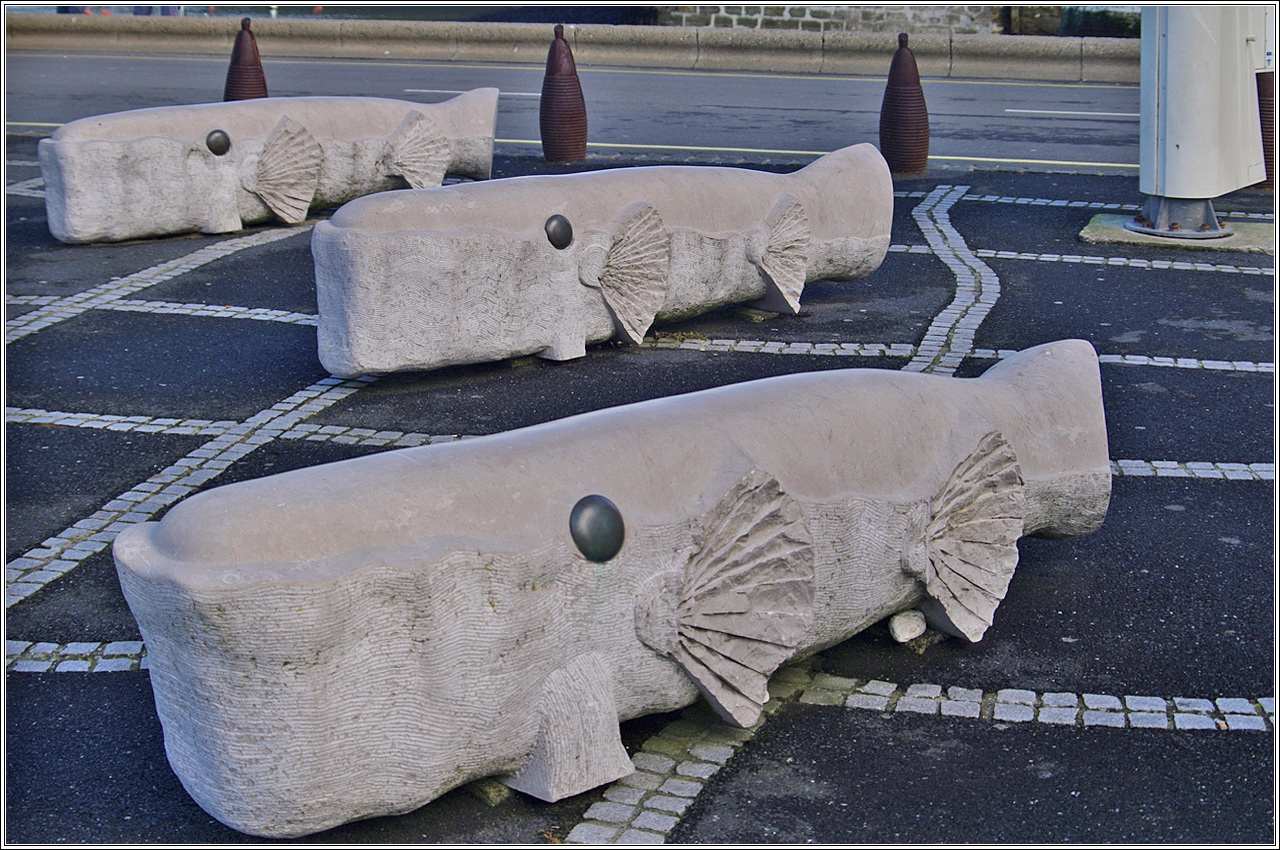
[897,697,939,715]
[1224,715,1268,731]
[617,828,665,844]
[1173,697,1215,713]
[997,688,1036,705]
[940,700,981,719]
[1042,692,1079,707]
[1083,693,1123,710]
[846,693,890,711]
[633,810,679,833]
[617,771,663,791]
[688,743,735,764]
[658,778,703,798]
[1124,695,1167,713]
[676,760,718,780]
[632,752,676,774]
[858,679,897,696]
[583,802,636,824]
[1083,710,1125,728]
[1037,707,1078,725]
[993,704,1035,722]
[1173,713,1218,731]
[93,657,138,672]
[645,795,692,815]
[947,686,983,702]
[604,785,645,805]
[567,823,620,844]
[1128,712,1169,729]
[905,683,942,699]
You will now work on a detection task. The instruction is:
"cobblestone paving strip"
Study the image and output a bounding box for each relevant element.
[6,407,239,435]
[887,243,1271,275]
[564,662,819,844]
[800,674,1275,734]
[4,225,314,344]
[103,299,318,325]
[6,639,148,673]
[640,337,1274,372]
[955,192,1272,222]
[904,185,1001,375]
[1110,459,1274,480]
[4,376,376,608]
[5,176,44,197]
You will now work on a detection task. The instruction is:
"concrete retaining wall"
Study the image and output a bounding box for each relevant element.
[3,13,1140,83]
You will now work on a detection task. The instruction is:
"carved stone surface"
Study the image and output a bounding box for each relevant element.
[39,91,499,243]
[113,339,1110,838]
[311,143,893,377]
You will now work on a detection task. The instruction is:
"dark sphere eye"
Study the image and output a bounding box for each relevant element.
[570,495,624,562]
[545,214,573,249]
[206,130,231,156]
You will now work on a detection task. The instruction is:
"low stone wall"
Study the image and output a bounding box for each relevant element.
[4,13,1140,83]
[656,5,1002,35]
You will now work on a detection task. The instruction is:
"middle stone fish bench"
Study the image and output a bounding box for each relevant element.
[312,142,892,377]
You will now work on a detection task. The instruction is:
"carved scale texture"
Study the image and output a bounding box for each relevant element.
[387,111,451,189]
[254,116,322,224]
[758,196,811,312]
[924,430,1026,641]
[671,467,815,728]
[599,203,671,344]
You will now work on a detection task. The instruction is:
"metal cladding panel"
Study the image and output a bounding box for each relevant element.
[1138,6,1267,198]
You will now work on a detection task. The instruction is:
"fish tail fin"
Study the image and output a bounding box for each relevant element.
[750,194,810,314]
[918,430,1025,642]
[976,340,1111,538]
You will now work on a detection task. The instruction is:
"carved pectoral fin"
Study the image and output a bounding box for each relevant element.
[750,194,810,314]
[500,653,633,802]
[594,202,671,344]
[252,116,321,224]
[659,467,815,728]
[385,110,450,189]
[919,431,1027,642]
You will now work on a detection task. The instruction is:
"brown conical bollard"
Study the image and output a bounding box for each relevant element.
[878,33,929,175]
[540,24,587,163]
[224,17,268,102]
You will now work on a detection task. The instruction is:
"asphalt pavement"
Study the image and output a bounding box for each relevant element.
[4,50,1276,845]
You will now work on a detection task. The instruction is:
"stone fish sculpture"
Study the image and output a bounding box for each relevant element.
[39,90,499,243]
[312,142,892,377]
[114,339,1110,838]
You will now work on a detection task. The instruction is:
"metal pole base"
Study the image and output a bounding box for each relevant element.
[1125,195,1234,239]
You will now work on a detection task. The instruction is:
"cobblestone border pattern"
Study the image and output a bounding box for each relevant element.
[5,225,314,343]
[5,376,375,607]
[801,674,1276,733]
[564,662,818,844]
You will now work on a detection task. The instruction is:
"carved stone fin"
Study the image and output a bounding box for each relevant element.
[385,110,450,189]
[919,431,1026,642]
[596,202,671,344]
[499,653,633,801]
[670,467,815,728]
[253,116,321,224]
[751,195,810,314]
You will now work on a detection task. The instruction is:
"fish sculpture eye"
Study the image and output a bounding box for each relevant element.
[205,130,232,156]
[569,494,625,562]
[545,214,573,249]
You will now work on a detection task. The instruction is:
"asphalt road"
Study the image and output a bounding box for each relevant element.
[6,50,1141,168]
[4,47,1274,845]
